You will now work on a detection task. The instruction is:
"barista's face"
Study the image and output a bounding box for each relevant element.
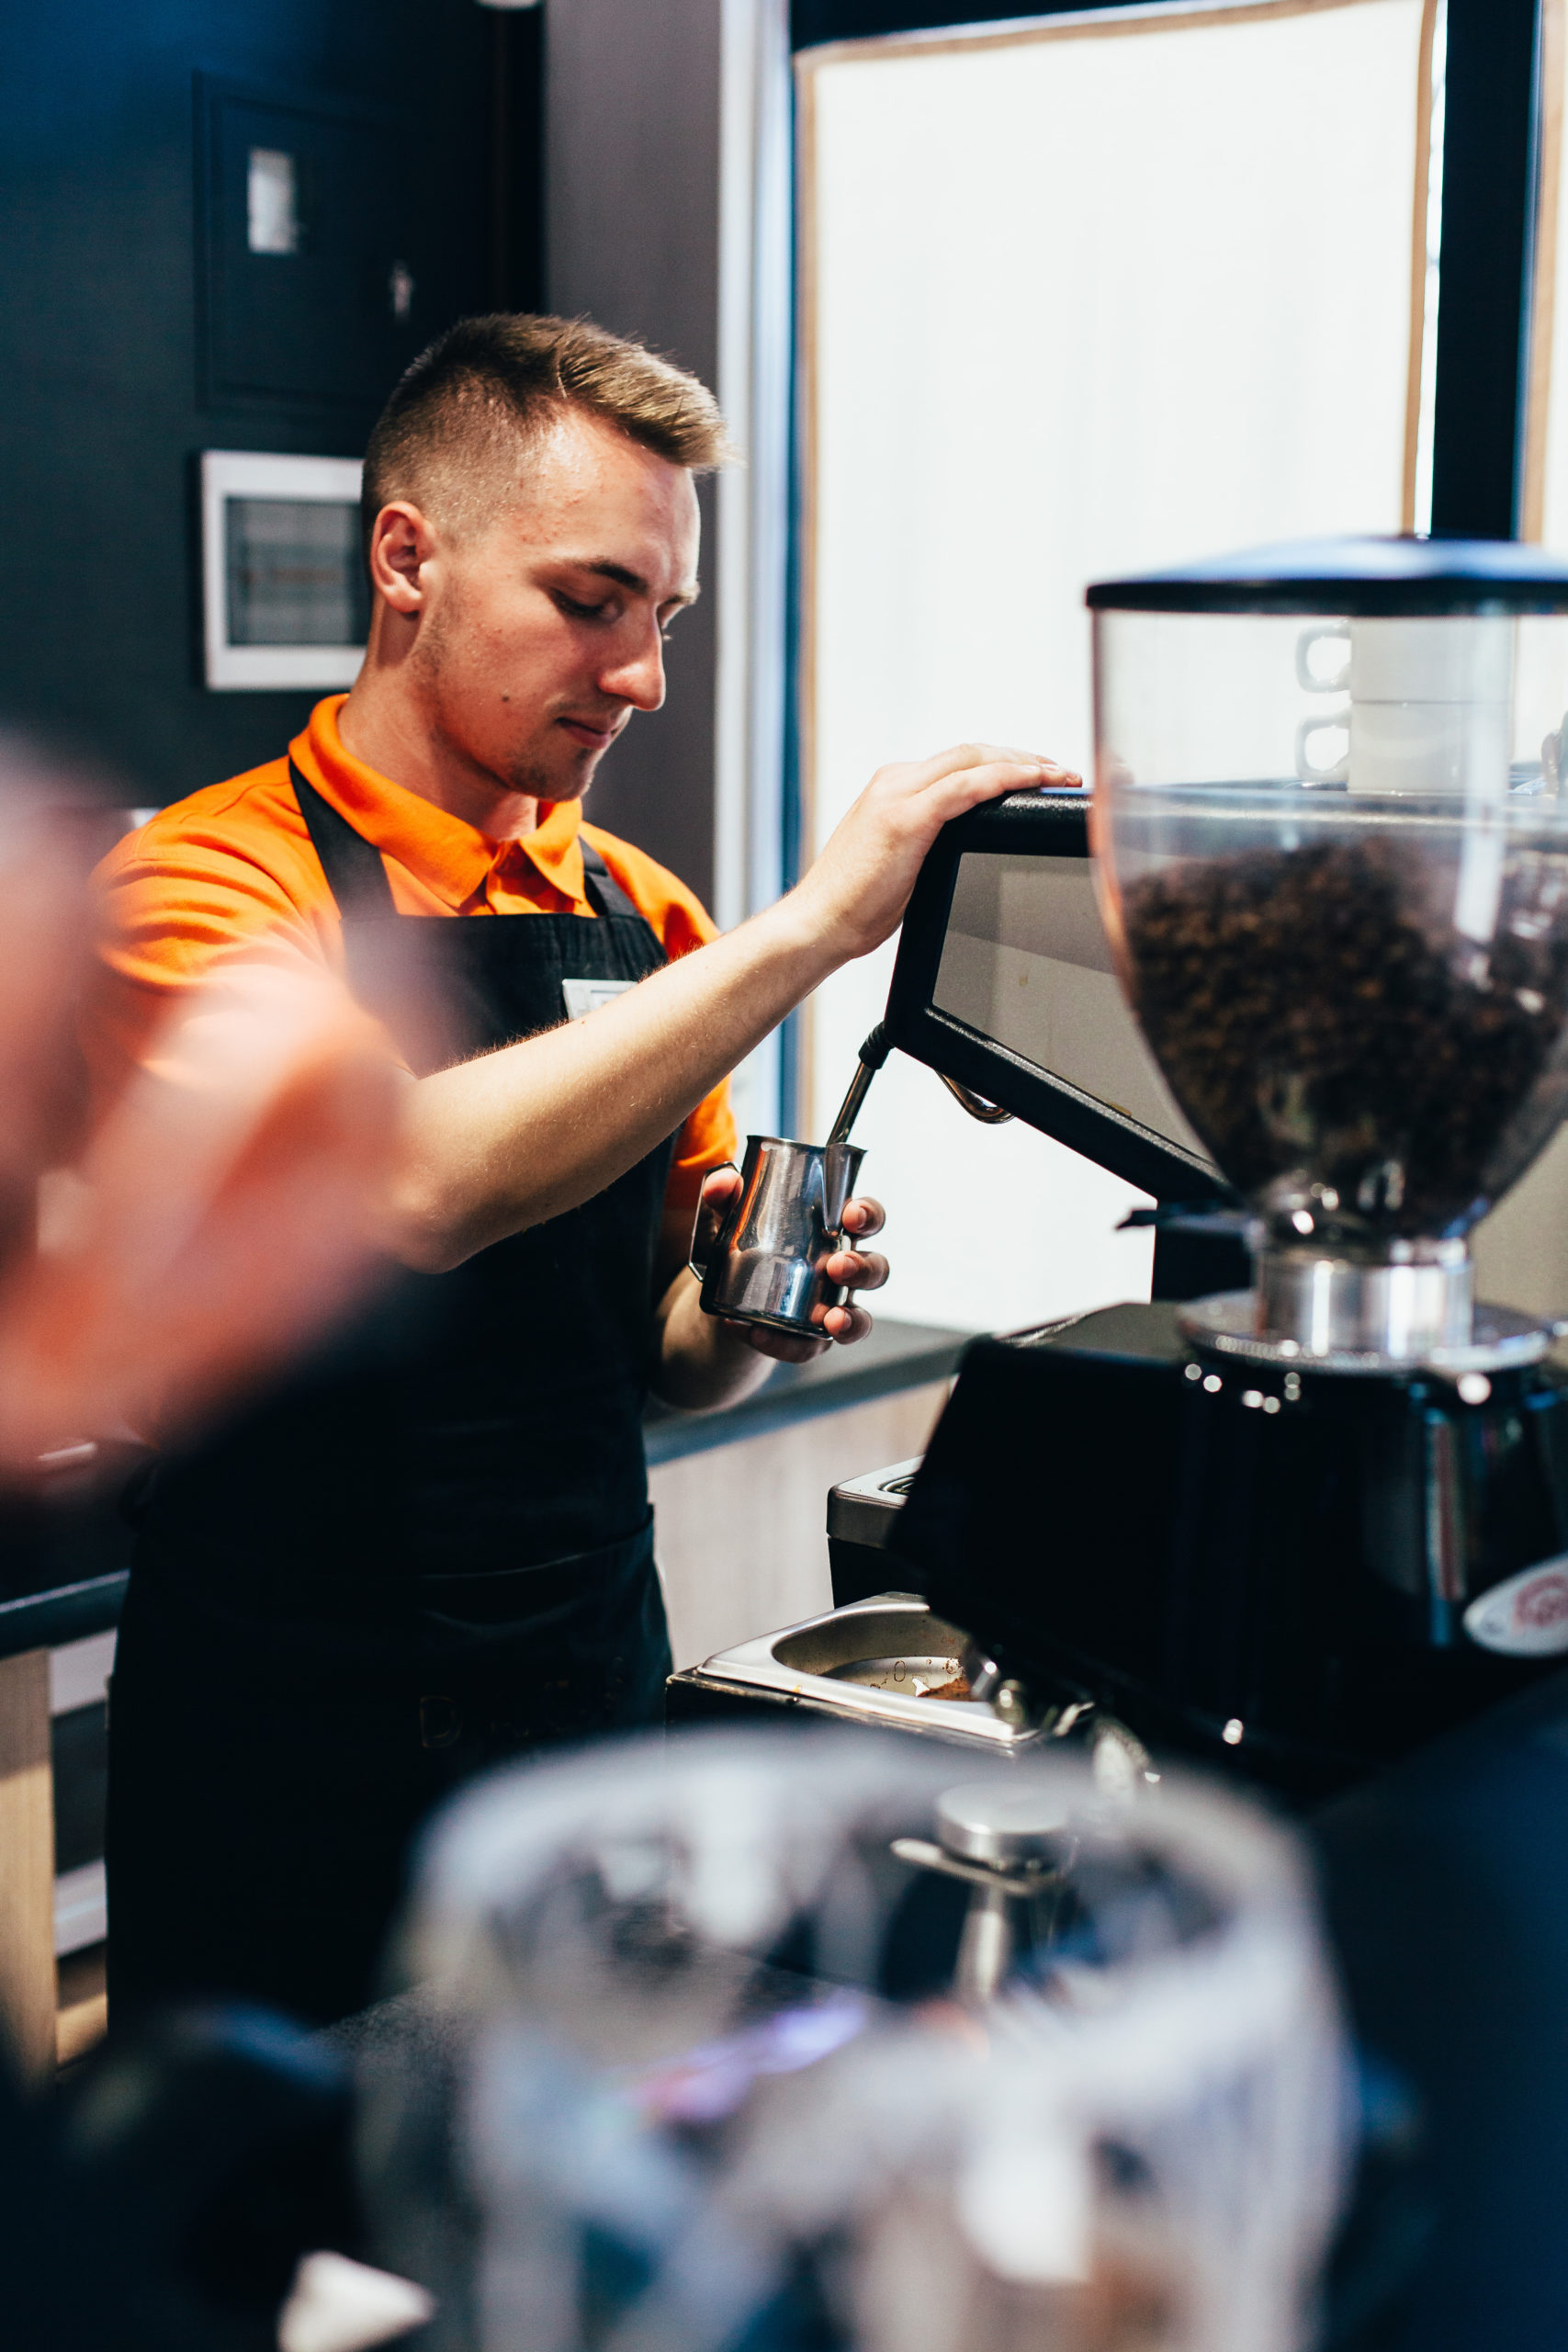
[382,408,701,808]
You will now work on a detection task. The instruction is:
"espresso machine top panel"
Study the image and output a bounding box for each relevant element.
[883,789,1230,1204]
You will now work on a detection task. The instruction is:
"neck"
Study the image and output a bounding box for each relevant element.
[337,652,540,842]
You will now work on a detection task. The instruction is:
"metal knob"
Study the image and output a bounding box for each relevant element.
[936,1782,1071,1870]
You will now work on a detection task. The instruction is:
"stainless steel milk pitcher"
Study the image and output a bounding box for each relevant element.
[690,1135,866,1336]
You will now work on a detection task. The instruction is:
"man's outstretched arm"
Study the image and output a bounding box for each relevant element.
[388,742,1072,1270]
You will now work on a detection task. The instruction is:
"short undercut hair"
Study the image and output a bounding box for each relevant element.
[361,311,736,552]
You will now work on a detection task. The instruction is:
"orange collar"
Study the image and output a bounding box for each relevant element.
[289,695,590,913]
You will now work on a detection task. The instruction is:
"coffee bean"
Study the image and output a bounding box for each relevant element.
[1122,834,1568,1236]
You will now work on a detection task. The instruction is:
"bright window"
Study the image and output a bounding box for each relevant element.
[799,0,1436,1332]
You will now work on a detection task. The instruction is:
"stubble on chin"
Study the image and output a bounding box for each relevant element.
[503,736,601,806]
[520,730,607,806]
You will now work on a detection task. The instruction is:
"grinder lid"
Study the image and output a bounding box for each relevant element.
[1087,532,1568,616]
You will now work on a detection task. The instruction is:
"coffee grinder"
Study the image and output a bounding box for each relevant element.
[881,537,1568,1803]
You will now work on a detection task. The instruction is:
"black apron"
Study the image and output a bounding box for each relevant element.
[106,770,677,2025]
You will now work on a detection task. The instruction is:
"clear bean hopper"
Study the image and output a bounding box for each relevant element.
[1092,537,1568,1365]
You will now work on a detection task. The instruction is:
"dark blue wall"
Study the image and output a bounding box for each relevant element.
[0,0,535,803]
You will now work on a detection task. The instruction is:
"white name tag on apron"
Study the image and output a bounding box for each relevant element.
[561,977,636,1023]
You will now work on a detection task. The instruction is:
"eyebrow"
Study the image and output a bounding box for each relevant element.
[576,558,700,607]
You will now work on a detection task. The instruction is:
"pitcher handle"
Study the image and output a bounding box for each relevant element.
[688,1161,742,1283]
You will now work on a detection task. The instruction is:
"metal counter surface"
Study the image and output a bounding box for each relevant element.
[643,1317,965,1465]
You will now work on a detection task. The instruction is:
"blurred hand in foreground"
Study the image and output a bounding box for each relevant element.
[0,962,397,1464]
[0,748,400,1469]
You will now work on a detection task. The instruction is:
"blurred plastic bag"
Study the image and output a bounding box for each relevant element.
[356,1729,1350,2352]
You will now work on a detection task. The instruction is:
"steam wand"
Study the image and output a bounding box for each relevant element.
[827,1024,891,1145]
[827,1023,1013,1147]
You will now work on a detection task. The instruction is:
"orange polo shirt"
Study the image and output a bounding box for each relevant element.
[81,695,737,1212]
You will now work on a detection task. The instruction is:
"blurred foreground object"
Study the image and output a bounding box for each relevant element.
[51,2003,363,2352]
[0,736,398,1469]
[0,739,395,2087]
[360,1730,1349,2352]
[0,740,123,1265]
[0,960,397,1463]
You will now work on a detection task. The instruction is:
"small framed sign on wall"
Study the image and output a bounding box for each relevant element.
[201,450,367,690]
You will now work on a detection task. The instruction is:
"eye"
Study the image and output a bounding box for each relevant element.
[556,591,611,622]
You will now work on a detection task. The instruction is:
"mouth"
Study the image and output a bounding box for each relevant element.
[557,716,619,752]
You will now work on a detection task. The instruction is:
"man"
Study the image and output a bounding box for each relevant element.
[83,314,1071,2024]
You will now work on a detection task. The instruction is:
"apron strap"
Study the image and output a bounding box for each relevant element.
[291,758,647,928]
[578,838,643,922]
[290,761,398,918]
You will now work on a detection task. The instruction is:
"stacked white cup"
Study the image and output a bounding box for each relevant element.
[1294,616,1514,797]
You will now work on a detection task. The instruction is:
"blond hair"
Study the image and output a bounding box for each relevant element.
[361,312,736,548]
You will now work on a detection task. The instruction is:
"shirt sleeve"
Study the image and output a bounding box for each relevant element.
[582,825,741,1215]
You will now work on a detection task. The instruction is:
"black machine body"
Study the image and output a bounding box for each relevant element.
[890,1302,1568,1804]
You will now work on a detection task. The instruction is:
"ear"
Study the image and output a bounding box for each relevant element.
[367,502,437,616]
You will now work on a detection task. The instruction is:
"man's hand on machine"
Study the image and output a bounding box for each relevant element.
[695,1166,889,1363]
[785,741,1080,964]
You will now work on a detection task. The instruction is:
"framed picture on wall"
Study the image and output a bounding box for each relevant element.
[200,449,367,690]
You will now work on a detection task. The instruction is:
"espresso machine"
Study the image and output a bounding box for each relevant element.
[672,536,1568,1805]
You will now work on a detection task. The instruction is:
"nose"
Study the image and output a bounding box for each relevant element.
[599,612,667,715]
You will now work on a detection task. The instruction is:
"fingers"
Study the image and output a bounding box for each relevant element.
[718,1295,875,1354]
[700,1166,742,1204]
[823,1247,888,1292]
[829,1195,887,1291]
[725,1317,828,1364]
[921,756,1081,827]
[899,741,1047,788]
[897,742,1081,798]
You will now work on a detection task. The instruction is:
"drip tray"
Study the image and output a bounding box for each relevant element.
[826,1657,968,1698]
[681,1595,1046,1750]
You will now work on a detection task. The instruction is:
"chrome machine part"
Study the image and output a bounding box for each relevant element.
[826,1021,1014,1149]
[826,1456,930,1610]
[1181,1272,1551,1375]
[1258,1235,1474,1357]
[827,1458,923,1551]
[890,1780,1077,2007]
[937,1071,1013,1125]
[936,1780,1072,1867]
[826,1023,891,1147]
[959,1637,1003,1703]
[676,1596,1051,1751]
